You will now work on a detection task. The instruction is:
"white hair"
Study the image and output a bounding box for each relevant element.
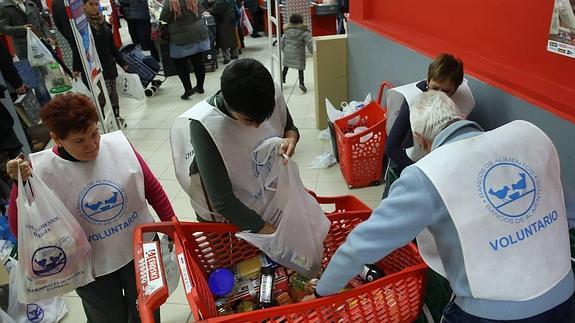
[410,91,462,142]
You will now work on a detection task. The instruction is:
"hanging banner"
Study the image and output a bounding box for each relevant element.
[547,0,575,59]
[64,0,119,132]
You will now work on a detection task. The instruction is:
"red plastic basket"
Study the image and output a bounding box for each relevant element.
[333,81,393,189]
[334,102,386,188]
[133,195,427,322]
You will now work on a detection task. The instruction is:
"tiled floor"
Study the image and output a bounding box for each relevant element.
[60,29,384,323]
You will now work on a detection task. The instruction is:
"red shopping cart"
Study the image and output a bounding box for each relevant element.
[133,194,427,322]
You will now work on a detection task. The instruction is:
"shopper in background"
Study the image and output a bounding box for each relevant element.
[162,0,210,99]
[186,58,299,233]
[5,93,174,323]
[119,0,160,61]
[336,0,348,34]
[203,0,240,64]
[385,53,464,175]
[84,0,129,128]
[236,0,245,50]
[244,0,262,37]
[0,0,55,105]
[0,41,27,202]
[281,13,312,93]
[305,91,575,322]
[51,0,84,79]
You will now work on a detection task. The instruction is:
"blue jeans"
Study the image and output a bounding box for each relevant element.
[441,294,574,323]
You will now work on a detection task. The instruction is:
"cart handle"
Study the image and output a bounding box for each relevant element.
[376,81,394,107]
[133,219,178,323]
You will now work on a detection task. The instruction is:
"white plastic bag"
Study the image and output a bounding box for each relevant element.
[6,258,68,323]
[308,152,336,169]
[16,169,94,302]
[70,79,91,97]
[160,236,179,295]
[237,143,330,278]
[116,66,145,101]
[27,29,53,67]
[318,128,331,141]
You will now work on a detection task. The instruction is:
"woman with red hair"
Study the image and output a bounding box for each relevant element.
[5,93,173,323]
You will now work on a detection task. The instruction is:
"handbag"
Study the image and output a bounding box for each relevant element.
[13,60,40,89]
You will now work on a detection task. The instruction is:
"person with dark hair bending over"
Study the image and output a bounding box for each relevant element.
[385,53,464,175]
[5,93,174,323]
[185,58,299,234]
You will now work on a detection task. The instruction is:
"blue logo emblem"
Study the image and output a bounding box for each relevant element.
[80,181,126,223]
[251,136,276,178]
[478,159,540,223]
[27,304,44,322]
[31,246,66,277]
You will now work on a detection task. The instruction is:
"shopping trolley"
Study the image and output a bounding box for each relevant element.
[133,194,427,322]
[120,44,166,97]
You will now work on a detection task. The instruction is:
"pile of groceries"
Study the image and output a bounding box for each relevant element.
[207,253,386,316]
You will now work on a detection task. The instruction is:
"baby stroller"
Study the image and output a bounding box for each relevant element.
[202,14,218,72]
[120,44,166,97]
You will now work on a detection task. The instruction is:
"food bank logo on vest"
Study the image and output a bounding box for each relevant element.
[31,246,66,277]
[78,180,127,224]
[477,158,541,224]
[27,303,44,322]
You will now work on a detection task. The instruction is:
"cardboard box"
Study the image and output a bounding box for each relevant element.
[313,34,348,130]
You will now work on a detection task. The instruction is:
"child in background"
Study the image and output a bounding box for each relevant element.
[83,0,129,128]
[280,13,312,93]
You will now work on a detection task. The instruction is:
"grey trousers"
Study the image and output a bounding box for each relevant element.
[76,261,161,323]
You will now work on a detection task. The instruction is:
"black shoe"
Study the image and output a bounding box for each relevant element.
[251,33,261,38]
[299,84,307,93]
[116,117,127,129]
[231,55,239,60]
[193,86,205,94]
[180,88,195,100]
[223,58,231,64]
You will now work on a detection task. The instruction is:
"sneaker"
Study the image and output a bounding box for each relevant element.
[180,88,195,100]
[116,117,127,129]
[299,84,307,93]
[193,86,205,94]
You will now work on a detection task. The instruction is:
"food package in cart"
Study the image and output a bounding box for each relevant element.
[227,266,288,303]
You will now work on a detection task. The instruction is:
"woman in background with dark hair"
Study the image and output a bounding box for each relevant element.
[162,0,210,99]
[5,93,174,323]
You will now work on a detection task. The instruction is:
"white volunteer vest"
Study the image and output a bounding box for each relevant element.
[30,131,154,277]
[170,89,288,221]
[386,79,475,162]
[415,120,570,301]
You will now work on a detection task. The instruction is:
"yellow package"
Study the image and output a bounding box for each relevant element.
[235,254,272,280]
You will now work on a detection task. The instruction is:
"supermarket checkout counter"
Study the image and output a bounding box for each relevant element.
[259,0,338,36]
[309,0,338,36]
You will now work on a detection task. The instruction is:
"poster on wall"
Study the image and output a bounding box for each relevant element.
[547,0,575,59]
[65,0,119,132]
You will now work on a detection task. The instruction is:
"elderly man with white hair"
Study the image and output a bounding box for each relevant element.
[306,91,575,322]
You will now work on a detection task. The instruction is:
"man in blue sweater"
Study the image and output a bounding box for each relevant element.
[308,91,575,322]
